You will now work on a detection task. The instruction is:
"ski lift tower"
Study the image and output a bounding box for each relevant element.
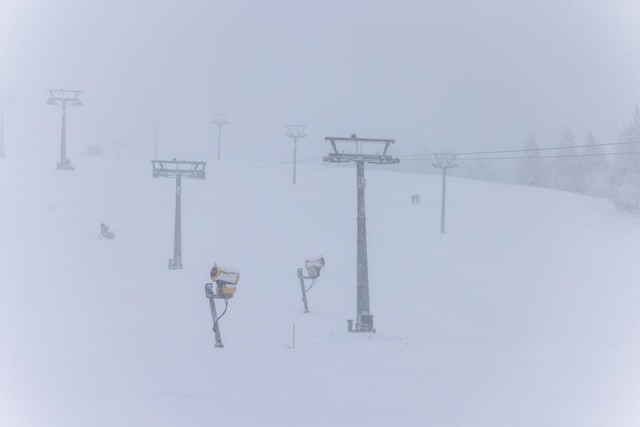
[432,153,458,234]
[286,125,307,185]
[47,89,82,170]
[0,90,15,158]
[324,134,399,333]
[211,113,230,161]
[152,159,207,269]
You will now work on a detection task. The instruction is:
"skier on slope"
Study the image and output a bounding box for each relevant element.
[100,222,116,239]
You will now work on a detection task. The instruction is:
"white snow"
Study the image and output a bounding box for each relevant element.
[1,154,640,426]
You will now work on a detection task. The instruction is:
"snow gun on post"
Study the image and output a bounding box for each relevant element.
[205,264,239,348]
[297,256,325,313]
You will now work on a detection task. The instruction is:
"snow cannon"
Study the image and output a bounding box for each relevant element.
[304,256,325,279]
[205,263,239,349]
[209,264,239,298]
[297,256,325,313]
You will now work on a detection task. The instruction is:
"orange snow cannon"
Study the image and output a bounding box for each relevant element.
[209,264,239,298]
[304,256,325,278]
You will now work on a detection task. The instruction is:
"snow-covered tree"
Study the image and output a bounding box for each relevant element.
[610,108,640,213]
[518,134,543,187]
[580,133,609,198]
[550,128,580,192]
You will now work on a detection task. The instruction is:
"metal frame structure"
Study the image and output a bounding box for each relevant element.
[204,282,230,348]
[286,125,307,184]
[0,91,14,158]
[297,268,312,313]
[152,159,206,269]
[432,153,458,233]
[211,113,230,161]
[324,134,399,333]
[47,89,82,170]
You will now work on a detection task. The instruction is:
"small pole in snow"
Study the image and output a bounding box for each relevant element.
[292,323,296,350]
[432,153,458,234]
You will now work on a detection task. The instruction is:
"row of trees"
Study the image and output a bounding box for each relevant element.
[516,108,640,212]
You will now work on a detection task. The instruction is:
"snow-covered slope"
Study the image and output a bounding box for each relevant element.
[1,155,639,427]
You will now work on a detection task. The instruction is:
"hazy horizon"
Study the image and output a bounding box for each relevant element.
[1,0,639,163]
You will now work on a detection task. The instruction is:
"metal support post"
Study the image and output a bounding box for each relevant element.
[293,138,297,185]
[59,102,67,168]
[211,113,230,161]
[217,125,222,161]
[48,89,81,170]
[0,96,5,158]
[355,160,372,331]
[286,125,307,185]
[440,167,447,234]
[323,134,399,333]
[152,159,206,269]
[297,268,310,313]
[171,174,183,269]
[433,153,458,234]
[205,284,224,348]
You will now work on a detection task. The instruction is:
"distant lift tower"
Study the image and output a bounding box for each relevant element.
[324,134,399,333]
[432,153,458,234]
[150,119,162,160]
[0,91,14,158]
[47,89,82,170]
[211,113,230,161]
[152,159,207,269]
[286,125,307,185]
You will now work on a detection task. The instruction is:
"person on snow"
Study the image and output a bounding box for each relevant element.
[100,222,115,239]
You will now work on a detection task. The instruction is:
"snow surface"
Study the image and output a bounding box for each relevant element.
[1,155,640,426]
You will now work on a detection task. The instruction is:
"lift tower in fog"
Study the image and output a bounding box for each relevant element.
[211,113,230,161]
[0,91,14,158]
[286,125,307,185]
[152,159,207,269]
[47,89,82,170]
[150,119,162,160]
[324,134,399,333]
[432,153,458,234]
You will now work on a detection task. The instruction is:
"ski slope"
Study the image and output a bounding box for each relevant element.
[1,154,640,427]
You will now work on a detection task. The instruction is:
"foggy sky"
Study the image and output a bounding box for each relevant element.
[0,0,639,162]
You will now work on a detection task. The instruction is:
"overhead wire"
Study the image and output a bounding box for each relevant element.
[398,139,640,159]
[455,151,640,162]
[209,157,323,173]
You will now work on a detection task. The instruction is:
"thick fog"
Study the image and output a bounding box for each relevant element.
[3,2,640,427]
[1,0,639,161]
